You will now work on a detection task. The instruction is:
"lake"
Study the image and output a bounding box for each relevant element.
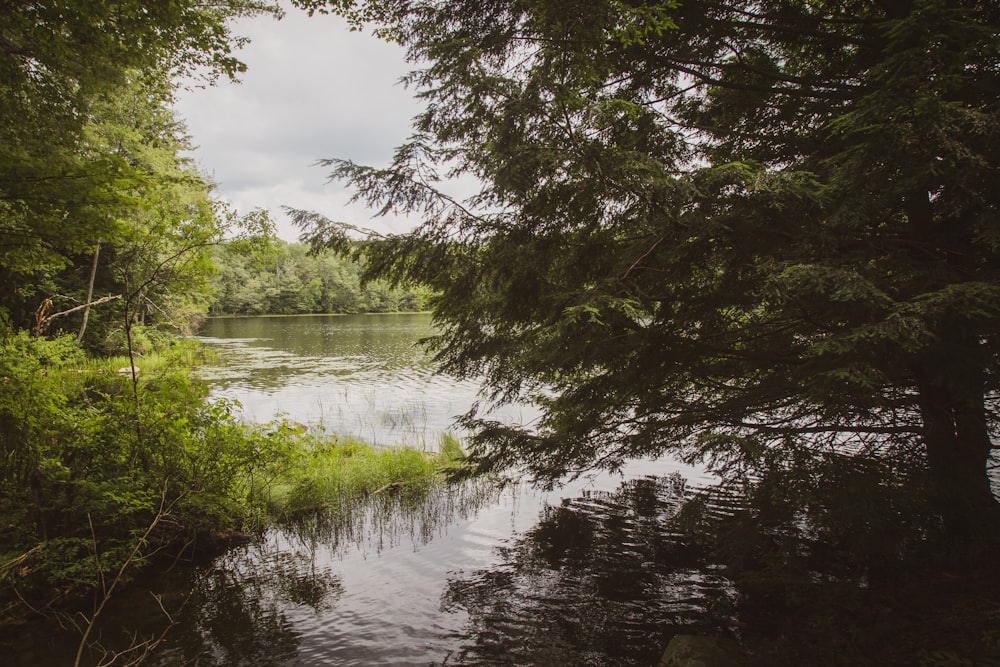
[6,313,731,666]
[197,313,536,448]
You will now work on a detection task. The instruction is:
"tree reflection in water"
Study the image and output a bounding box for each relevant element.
[149,477,501,666]
[5,472,735,666]
[154,546,342,666]
[441,473,737,666]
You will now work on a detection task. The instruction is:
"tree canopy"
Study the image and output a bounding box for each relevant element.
[0,1,294,626]
[296,0,1000,537]
[0,1,280,334]
[207,240,434,315]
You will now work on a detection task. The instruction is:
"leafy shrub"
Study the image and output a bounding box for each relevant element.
[0,335,297,613]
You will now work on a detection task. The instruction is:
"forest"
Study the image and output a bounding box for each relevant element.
[2,0,999,664]
[207,241,434,316]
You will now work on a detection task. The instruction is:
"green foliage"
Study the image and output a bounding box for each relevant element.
[0,2,280,332]
[270,432,466,515]
[207,239,434,315]
[0,332,463,617]
[300,0,1000,536]
[437,432,466,464]
[0,333,78,492]
[0,335,279,609]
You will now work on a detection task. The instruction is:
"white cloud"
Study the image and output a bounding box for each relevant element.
[173,3,425,240]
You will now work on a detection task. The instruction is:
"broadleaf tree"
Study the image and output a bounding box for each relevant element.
[294,0,1000,538]
[0,0,281,328]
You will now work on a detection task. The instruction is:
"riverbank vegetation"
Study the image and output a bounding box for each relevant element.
[207,240,435,316]
[0,332,466,627]
[0,0,270,625]
[267,430,466,517]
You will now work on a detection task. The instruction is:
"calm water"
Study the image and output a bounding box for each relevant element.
[197,313,534,448]
[6,314,731,666]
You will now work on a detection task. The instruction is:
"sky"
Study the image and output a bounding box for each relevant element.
[172,4,424,241]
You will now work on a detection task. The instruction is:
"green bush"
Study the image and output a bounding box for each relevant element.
[0,334,298,612]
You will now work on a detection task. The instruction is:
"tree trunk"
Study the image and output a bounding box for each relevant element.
[78,241,101,342]
[915,355,999,541]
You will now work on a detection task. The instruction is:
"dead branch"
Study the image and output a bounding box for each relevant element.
[73,481,179,667]
[33,294,122,337]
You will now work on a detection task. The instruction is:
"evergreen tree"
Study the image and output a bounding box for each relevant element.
[297,0,1000,537]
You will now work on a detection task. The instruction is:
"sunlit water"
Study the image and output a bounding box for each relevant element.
[5,314,733,666]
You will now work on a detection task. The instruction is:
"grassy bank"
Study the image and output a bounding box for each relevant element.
[267,432,465,517]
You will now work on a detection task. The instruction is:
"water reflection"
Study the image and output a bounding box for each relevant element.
[276,477,505,561]
[146,478,506,667]
[202,313,438,364]
[148,473,736,667]
[3,466,738,666]
[442,474,737,666]
[158,549,323,666]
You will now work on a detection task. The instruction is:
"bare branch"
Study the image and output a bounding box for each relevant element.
[33,294,122,337]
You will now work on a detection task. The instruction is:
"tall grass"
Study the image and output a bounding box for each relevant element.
[267,430,500,559]
[268,432,467,517]
[71,339,208,375]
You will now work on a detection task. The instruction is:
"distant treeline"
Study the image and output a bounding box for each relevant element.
[208,240,434,315]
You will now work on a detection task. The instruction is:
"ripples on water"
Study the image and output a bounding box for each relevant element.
[439,474,737,666]
[197,314,535,449]
[188,315,736,665]
[92,461,728,667]
[50,473,722,667]
[6,315,741,666]
[5,469,737,667]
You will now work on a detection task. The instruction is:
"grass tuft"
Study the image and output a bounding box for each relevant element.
[266,432,467,517]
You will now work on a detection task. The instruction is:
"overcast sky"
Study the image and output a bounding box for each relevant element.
[172,4,424,241]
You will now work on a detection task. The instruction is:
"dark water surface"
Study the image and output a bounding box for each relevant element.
[6,314,734,666]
